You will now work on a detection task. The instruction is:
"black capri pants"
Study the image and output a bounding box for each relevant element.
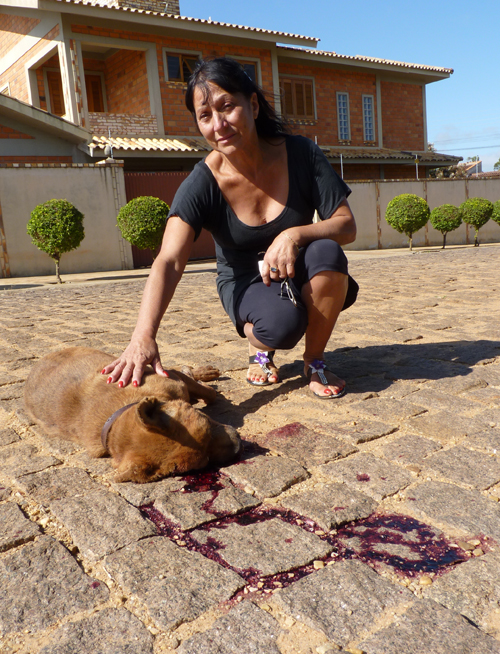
[235,239,358,350]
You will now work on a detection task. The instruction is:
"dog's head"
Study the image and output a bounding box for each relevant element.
[108,396,241,483]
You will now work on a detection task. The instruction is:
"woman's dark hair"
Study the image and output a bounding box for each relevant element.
[185,57,289,138]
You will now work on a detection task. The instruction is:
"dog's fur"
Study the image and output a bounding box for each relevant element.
[24,347,241,483]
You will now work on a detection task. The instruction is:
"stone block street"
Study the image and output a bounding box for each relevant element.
[1,244,500,653]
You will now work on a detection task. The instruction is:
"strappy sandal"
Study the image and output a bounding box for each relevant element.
[305,359,346,399]
[247,350,278,386]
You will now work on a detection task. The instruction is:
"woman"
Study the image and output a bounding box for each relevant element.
[103,57,358,398]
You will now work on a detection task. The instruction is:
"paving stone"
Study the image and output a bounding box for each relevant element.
[0,502,40,552]
[272,560,412,647]
[376,433,441,466]
[425,375,489,395]
[422,551,500,635]
[422,445,500,490]
[49,489,156,561]
[319,453,414,501]
[473,365,500,388]
[223,454,309,498]
[38,607,154,654]
[466,386,500,406]
[31,425,84,455]
[152,481,260,530]
[16,467,100,503]
[103,536,244,630]
[0,484,11,500]
[0,442,60,479]
[466,428,500,454]
[347,397,426,422]
[407,388,481,414]
[0,427,20,446]
[331,419,398,444]
[404,481,500,540]
[177,601,282,654]
[279,483,377,531]
[406,411,489,444]
[191,518,332,577]
[112,477,186,506]
[0,535,108,634]
[257,422,357,466]
[358,599,500,654]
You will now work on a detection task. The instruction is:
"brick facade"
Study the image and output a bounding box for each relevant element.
[0,14,40,60]
[380,80,425,151]
[0,23,60,105]
[0,123,34,139]
[88,112,157,135]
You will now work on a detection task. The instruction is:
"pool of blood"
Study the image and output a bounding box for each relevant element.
[140,468,470,596]
[333,513,468,576]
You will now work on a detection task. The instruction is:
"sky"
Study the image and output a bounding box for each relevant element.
[182,0,500,171]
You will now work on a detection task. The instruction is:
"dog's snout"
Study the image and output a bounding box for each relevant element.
[207,422,242,466]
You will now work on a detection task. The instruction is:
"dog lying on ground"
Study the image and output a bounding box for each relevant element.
[24,347,241,483]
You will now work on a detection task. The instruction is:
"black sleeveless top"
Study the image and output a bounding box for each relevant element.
[167,135,351,327]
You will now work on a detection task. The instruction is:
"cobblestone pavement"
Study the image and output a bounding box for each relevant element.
[1,245,500,654]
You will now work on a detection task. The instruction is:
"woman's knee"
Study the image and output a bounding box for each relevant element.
[252,309,308,350]
[303,238,345,265]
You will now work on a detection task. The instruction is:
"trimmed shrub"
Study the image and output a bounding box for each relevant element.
[117,196,169,254]
[459,198,493,246]
[429,203,462,249]
[491,200,500,226]
[27,199,84,284]
[385,194,430,251]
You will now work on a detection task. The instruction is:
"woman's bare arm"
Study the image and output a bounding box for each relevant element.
[102,216,195,387]
[261,199,356,284]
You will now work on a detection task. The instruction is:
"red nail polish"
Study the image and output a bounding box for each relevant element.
[133,380,138,388]
[101,369,106,374]
[107,377,112,384]
[118,381,124,388]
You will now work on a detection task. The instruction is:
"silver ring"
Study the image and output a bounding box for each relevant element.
[270,267,278,273]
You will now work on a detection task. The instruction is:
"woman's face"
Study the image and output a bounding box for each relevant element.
[193,81,259,153]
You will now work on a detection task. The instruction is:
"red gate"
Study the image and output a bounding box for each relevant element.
[124,171,216,268]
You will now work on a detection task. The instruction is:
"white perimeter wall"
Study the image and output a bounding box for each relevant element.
[0,164,133,277]
[345,177,500,251]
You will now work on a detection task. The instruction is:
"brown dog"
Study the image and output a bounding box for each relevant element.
[24,347,241,483]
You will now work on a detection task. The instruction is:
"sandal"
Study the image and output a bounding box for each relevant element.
[247,351,279,386]
[305,359,346,399]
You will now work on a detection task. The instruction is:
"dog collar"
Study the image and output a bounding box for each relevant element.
[101,402,138,452]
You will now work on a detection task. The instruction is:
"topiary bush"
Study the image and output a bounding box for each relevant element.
[459,197,493,246]
[27,199,85,284]
[491,200,500,226]
[429,203,462,249]
[117,196,169,255]
[385,194,430,251]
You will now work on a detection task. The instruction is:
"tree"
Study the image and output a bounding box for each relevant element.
[491,200,500,226]
[459,197,493,246]
[385,194,430,251]
[494,157,500,171]
[429,204,462,249]
[27,199,84,283]
[117,196,169,255]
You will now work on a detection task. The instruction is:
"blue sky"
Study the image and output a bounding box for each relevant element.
[182,0,500,171]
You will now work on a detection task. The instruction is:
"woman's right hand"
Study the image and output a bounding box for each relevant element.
[101,334,169,388]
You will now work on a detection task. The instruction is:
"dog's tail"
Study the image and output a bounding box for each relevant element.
[180,365,220,382]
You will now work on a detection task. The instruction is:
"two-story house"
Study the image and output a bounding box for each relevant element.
[1,0,460,180]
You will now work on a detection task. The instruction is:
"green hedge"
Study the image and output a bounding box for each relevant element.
[117,196,169,253]
[429,203,461,249]
[385,194,430,251]
[459,198,493,246]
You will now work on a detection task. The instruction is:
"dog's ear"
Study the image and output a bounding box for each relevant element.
[137,397,170,430]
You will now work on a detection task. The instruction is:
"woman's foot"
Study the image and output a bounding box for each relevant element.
[303,357,346,398]
[247,348,280,385]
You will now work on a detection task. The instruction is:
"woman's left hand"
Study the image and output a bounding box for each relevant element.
[260,232,298,286]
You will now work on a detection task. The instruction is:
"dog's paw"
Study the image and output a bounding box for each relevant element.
[190,365,220,382]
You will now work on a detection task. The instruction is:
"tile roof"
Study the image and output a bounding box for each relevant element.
[89,135,210,152]
[53,0,318,42]
[278,45,453,75]
[320,147,461,163]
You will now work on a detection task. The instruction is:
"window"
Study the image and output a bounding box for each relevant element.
[280,77,315,120]
[0,83,10,96]
[46,70,65,116]
[336,92,350,141]
[165,53,199,83]
[85,74,105,113]
[241,61,257,83]
[363,94,375,142]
